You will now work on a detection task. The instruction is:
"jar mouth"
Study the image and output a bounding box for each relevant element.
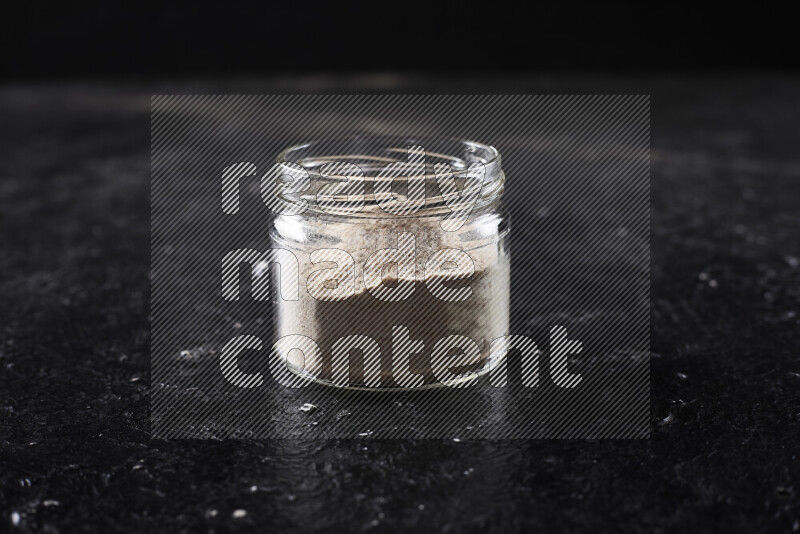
[275,135,504,217]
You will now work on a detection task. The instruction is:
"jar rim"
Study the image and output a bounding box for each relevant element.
[274,135,504,217]
[277,135,501,173]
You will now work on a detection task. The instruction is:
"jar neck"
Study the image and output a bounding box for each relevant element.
[276,137,504,219]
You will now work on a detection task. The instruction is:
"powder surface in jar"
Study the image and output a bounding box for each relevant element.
[274,218,509,388]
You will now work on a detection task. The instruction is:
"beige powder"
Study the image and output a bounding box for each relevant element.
[273,217,509,388]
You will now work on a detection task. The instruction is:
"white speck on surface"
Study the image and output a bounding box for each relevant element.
[708,279,718,288]
[358,430,373,437]
[233,322,242,329]
[698,272,709,281]
[287,494,296,502]
[463,467,475,475]
[179,349,203,361]
[677,372,688,380]
[205,509,218,518]
[786,256,799,268]
[249,485,258,492]
[299,403,316,413]
[42,500,60,507]
[452,438,462,442]
[11,512,20,526]
[418,504,425,511]
[232,509,247,519]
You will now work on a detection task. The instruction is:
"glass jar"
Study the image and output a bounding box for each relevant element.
[269,137,509,389]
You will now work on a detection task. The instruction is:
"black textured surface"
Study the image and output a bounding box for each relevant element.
[1,77,799,532]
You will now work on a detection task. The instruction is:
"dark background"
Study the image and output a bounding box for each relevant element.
[1,3,799,533]
[2,3,798,78]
